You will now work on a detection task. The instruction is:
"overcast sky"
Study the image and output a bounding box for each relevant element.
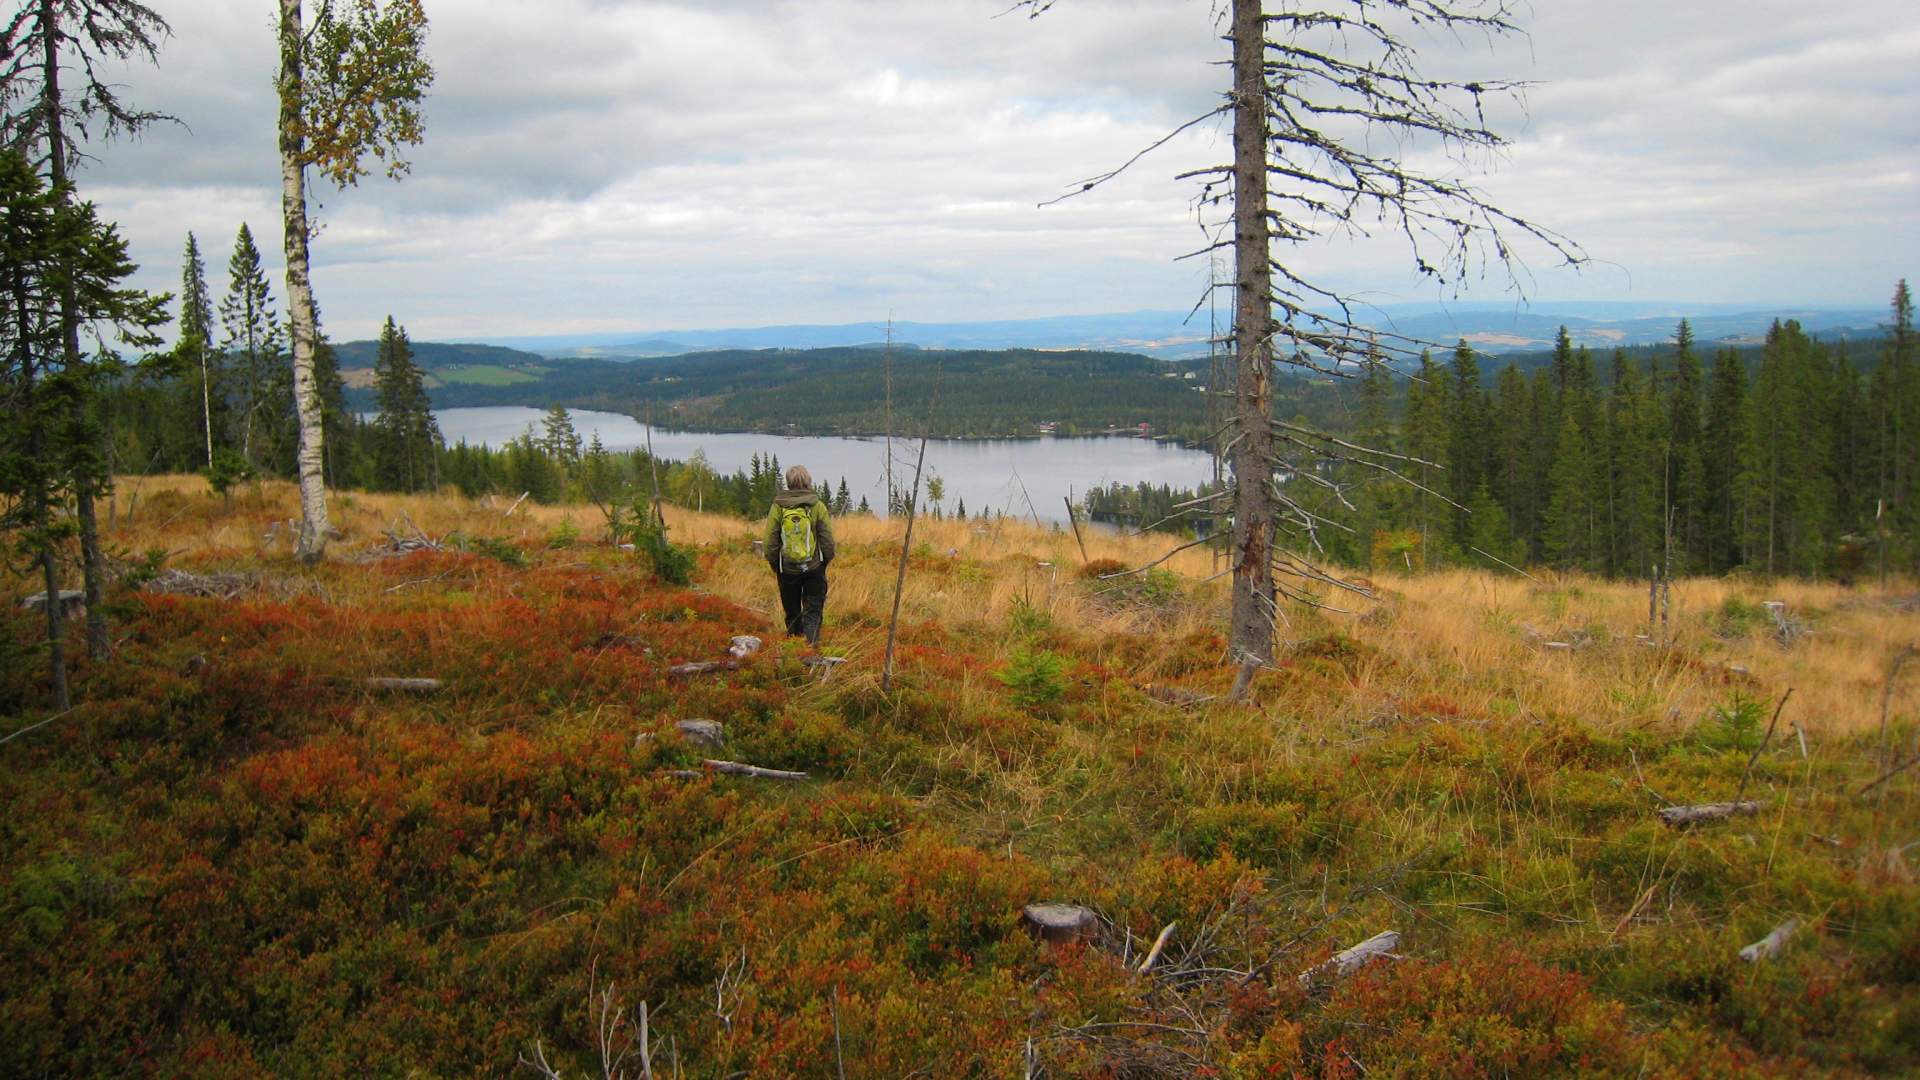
[77,0,1918,344]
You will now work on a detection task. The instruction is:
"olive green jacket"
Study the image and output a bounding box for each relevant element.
[765,490,835,573]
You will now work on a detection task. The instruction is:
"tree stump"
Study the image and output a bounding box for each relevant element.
[676,719,725,751]
[1021,903,1098,945]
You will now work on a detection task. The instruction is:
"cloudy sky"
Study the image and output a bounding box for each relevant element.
[78,0,1918,344]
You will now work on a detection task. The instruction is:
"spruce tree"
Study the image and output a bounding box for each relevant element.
[1445,340,1487,546]
[1402,350,1452,563]
[540,405,581,466]
[0,151,165,709]
[371,315,439,492]
[179,232,219,468]
[1667,320,1706,570]
[1543,408,1598,571]
[219,224,286,474]
[1703,348,1750,572]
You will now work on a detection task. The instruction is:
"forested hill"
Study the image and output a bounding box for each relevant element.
[343,345,1222,441]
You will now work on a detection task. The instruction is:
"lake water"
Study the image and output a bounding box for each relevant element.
[434,406,1219,524]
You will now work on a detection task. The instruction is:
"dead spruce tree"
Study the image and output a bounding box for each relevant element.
[1026,0,1581,667]
[277,0,432,561]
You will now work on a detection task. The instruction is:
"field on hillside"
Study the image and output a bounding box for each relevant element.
[5,477,1919,1077]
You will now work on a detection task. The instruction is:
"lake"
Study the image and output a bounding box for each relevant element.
[434,406,1220,524]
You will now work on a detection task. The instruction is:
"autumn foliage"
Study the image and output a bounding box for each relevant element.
[2,478,1918,1076]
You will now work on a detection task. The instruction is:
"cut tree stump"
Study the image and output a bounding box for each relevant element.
[1021,903,1098,945]
[1300,930,1400,988]
[1739,917,1801,963]
[676,719,725,751]
[365,678,443,693]
[1658,801,1765,828]
[728,635,763,659]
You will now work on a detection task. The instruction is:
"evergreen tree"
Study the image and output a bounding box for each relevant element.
[1445,340,1487,545]
[836,476,851,515]
[0,151,165,709]
[1702,348,1749,572]
[1464,481,1519,569]
[540,405,581,466]
[1401,350,1452,563]
[1605,352,1661,577]
[371,315,439,492]
[1870,279,1916,575]
[219,223,287,473]
[179,232,221,468]
[1543,408,1599,571]
[1667,320,1707,570]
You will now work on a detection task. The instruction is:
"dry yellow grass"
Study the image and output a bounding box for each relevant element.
[92,475,1920,740]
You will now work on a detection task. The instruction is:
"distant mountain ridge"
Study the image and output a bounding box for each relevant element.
[452,301,1889,360]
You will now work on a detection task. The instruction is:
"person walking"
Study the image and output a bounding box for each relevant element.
[765,464,834,646]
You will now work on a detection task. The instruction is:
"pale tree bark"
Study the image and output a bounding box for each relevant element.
[279,0,330,562]
[1227,0,1277,666]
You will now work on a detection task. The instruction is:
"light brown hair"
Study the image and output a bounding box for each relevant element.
[784,465,812,491]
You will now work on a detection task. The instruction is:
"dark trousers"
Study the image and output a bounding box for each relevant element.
[776,567,829,645]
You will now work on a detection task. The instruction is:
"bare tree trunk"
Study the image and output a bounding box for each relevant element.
[1226,0,1277,666]
[279,0,330,562]
[37,0,111,660]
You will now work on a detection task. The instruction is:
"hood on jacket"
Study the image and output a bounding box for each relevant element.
[774,490,820,509]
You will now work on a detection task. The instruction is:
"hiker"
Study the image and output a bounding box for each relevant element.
[765,464,835,646]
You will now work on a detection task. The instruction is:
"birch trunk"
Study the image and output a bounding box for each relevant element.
[279,0,331,562]
[1226,0,1277,665]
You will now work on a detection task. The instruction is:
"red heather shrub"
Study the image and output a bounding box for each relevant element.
[1310,949,1679,1077]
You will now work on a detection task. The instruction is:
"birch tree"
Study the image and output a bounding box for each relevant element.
[1024,0,1581,665]
[276,0,432,561]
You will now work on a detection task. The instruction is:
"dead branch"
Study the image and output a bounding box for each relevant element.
[668,660,740,677]
[364,677,443,693]
[1738,917,1802,963]
[700,759,808,781]
[1299,929,1400,988]
[1859,755,1920,798]
[1658,801,1765,828]
[1136,922,1178,974]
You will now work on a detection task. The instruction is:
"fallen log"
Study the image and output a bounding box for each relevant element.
[1300,930,1400,988]
[702,759,807,781]
[365,677,443,693]
[20,590,84,617]
[669,660,740,677]
[1021,903,1098,945]
[1657,801,1765,828]
[1739,917,1801,963]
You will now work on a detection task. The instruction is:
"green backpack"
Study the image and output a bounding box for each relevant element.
[779,505,818,570]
